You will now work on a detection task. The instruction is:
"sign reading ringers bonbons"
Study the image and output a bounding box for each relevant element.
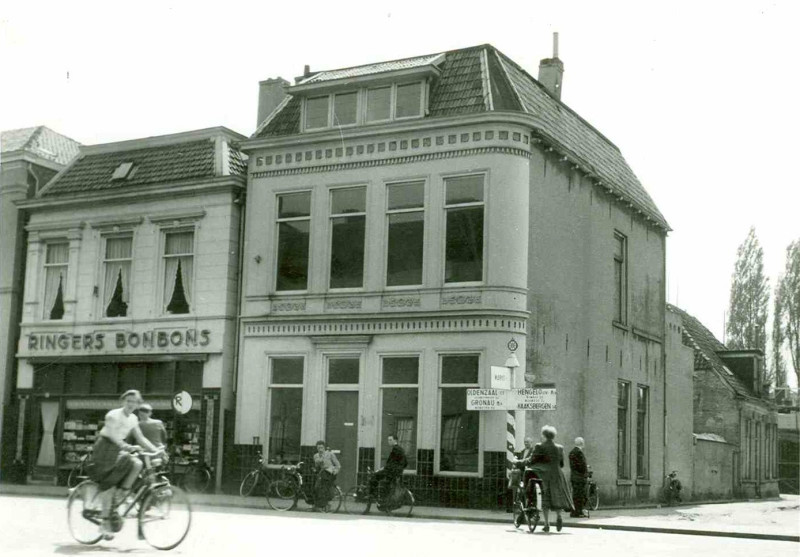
[466,387,557,411]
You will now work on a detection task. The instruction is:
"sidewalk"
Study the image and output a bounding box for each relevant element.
[2,483,797,542]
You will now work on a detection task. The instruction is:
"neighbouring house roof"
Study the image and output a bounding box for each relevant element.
[38,129,246,198]
[1,126,81,165]
[255,44,669,230]
[667,304,753,398]
[693,432,728,443]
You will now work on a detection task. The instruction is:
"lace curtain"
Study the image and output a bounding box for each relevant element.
[164,232,193,311]
[43,243,68,319]
[104,237,131,315]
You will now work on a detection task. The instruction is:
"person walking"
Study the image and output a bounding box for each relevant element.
[312,440,340,511]
[569,437,589,517]
[530,425,573,532]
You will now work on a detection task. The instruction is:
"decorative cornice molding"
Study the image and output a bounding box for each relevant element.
[381,296,421,309]
[147,209,206,224]
[310,335,372,348]
[25,219,85,233]
[88,216,144,230]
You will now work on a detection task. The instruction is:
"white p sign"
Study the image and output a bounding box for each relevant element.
[490,366,511,390]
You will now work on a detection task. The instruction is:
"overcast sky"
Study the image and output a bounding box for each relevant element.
[2,1,798,384]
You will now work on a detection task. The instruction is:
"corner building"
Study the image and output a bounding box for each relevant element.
[236,45,672,507]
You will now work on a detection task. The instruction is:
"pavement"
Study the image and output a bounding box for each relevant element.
[1,483,797,543]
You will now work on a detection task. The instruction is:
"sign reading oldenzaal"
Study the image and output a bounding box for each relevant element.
[466,387,557,411]
[26,328,211,352]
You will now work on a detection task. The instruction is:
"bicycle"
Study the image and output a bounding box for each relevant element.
[585,467,599,515]
[67,453,92,489]
[266,461,343,513]
[239,451,270,497]
[343,468,414,518]
[66,450,192,550]
[166,450,212,493]
[663,470,682,506]
[512,470,542,533]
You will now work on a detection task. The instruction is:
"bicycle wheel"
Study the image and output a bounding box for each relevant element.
[181,465,211,493]
[138,484,192,550]
[67,480,103,545]
[386,489,414,518]
[67,464,84,489]
[239,470,260,497]
[343,486,371,515]
[266,479,298,511]
[587,486,599,511]
[323,485,343,513]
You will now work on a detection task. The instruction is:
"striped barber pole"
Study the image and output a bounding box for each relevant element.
[506,410,516,479]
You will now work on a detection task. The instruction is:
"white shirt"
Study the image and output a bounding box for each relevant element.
[100,407,139,443]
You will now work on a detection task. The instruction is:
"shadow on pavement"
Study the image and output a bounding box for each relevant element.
[53,543,146,555]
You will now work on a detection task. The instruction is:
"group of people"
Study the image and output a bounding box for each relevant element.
[512,425,591,532]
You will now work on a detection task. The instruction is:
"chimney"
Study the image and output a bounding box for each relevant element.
[294,64,312,84]
[257,78,290,129]
[538,32,564,100]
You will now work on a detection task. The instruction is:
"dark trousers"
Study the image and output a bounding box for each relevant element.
[314,470,335,508]
[368,469,398,502]
[571,478,587,515]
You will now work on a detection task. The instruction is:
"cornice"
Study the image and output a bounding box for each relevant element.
[25,218,85,233]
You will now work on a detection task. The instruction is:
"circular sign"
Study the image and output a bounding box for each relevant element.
[507,338,518,352]
[172,391,192,415]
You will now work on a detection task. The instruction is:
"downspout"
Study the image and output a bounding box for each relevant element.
[662,234,668,491]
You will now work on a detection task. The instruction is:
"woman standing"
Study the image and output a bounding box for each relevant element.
[90,389,160,539]
[530,425,574,532]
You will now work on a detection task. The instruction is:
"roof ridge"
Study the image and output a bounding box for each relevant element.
[491,48,526,113]
[303,49,448,80]
[24,126,45,151]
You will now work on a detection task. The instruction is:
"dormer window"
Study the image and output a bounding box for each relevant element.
[334,92,357,125]
[111,162,136,181]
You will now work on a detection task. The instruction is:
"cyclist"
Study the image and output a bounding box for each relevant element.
[312,440,340,511]
[368,434,407,509]
[90,389,162,539]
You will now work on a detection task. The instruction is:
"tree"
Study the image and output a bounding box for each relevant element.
[771,281,786,387]
[779,239,800,388]
[726,228,769,356]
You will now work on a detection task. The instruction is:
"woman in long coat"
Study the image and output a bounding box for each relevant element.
[530,425,574,532]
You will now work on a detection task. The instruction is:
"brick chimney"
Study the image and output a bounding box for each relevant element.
[538,32,564,100]
[257,78,289,129]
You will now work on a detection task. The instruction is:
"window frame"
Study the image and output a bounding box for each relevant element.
[613,231,628,325]
[41,240,70,321]
[264,355,306,465]
[435,351,483,477]
[635,384,649,480]
[617,380,631,480]
[377,353,422,474]
[443,173,487,286]
[327,185,368,291]
[384,180,426,289]
[100,233,134,320]
[274,190,313,293]
[160,226,197,316]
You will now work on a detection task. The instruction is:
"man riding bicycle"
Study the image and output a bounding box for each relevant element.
[368,434,407,509]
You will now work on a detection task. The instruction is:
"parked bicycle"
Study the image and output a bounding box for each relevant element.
[581,466,599,516]
[266,461,343,513]
[66,450,192,550]
[239,451,271,497]
[663,470,682,506]
[166,449,212,493]
[67,453,92,489]
[512,470,542,532]
[343,468,414,517]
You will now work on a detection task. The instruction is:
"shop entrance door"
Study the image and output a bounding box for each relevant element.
[36,401,59,469]
[325,391,359,488]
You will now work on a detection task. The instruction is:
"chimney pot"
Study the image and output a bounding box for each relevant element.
[538,32,564,100]
[257,77,289,130]
[304,64,311,76]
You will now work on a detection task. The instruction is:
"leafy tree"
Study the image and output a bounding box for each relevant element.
[771,282,786,387]
[726,228,769,357]
[779,239,800,388]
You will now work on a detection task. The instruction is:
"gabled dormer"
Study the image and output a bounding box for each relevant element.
[289,53,445,132]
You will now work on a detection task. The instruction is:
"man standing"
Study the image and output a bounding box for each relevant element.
[136,404,168,449]
[369,434,407,508]
[569,437,588,517]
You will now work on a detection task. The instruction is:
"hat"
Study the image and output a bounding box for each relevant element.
[139,403,153,412]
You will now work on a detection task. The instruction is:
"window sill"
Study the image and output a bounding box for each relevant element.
[616,479,633,486]
[612,321,629,333]
[635,478,651,486]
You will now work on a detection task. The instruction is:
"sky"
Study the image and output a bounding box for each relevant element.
[2,0,798,384]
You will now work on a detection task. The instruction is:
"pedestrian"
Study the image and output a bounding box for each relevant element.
[530,425,574,532]
[312,440,340,511]
[569,437,589,517]
[136,403,168,449]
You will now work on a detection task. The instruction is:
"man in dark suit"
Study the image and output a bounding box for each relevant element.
[569,437,588,517]
[369,434,408,507]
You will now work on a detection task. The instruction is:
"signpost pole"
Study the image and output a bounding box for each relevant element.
[504,340,520,482]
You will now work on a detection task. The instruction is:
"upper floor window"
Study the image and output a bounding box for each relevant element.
[163,230,194,314]
[386,181,424,287]
[103,236,132,318]
[329,187,366,289]
[444,175,484,283]
[613,232,627,324]
[43,242,68,320]
[276,192,311,291]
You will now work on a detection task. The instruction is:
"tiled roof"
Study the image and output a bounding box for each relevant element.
[301,54,444,84]
[254,44,669,229]
[667,304,753,398]
[40,135,245,198]
[1,126,80,166]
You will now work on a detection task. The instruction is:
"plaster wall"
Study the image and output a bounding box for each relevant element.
[664,309,695,497]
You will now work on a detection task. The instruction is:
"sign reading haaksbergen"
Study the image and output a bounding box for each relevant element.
[466,387,557,411]
[26,328,211,352]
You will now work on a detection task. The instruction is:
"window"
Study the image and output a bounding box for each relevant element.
[103,236,132,318]
[444,175,484,283]
[43,242,68,320]
[617,381,630,479]
[163,230,194,314]
[328,357,360,384]
[381,357,419,469]
[305,96,329,129]
[366,87,391,122]
[329,187,366,289]
[276,192,311,291]
[268,358,304,465]
[439,355,480,473]
[636,385,649,479]
[386,182,424,286]
[333,92,357,126]
[395,82,422,118]
[613,233,627,324]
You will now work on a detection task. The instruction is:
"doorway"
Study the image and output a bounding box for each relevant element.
[325,355,361,488]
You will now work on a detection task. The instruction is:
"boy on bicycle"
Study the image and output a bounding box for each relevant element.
[368,434,407,509]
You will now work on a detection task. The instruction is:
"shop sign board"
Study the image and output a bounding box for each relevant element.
[466,388,557,411]
[466,389,507,410]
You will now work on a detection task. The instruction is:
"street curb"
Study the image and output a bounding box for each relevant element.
[2,484,797,542]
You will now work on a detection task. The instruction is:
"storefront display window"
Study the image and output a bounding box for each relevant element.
[381,356,418,468]
[438,354,480,474]
[268,357,304,464]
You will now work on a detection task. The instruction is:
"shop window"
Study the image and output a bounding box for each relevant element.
[636,385,649,479]
[43,242,69,320]
[438,354,480,474]
[381,356,419,469]
[147,362,175,394]
[65,365,91,394]
[103,236,132,317]
[268,357,304,465]
[329,187,366,289]
[617,381,630,479]
[276,191,311,291]
[163,230,194,314]
[90,363,118,394]
[119,363,146,393]
[386,181,424,287]
[34,365,65,394]
[176,361,203,393]
[444,175,484,283]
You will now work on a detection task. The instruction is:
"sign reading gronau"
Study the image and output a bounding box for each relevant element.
[467,387,557,411]
[25,328,211,353]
